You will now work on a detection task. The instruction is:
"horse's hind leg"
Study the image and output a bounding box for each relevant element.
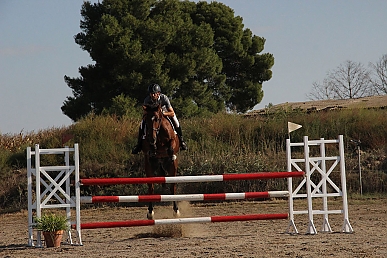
[147,202,154,219]
[147,183,155,220]
[173,201,180,217]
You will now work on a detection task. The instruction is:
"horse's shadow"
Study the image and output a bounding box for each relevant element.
[132,232,165,239]
[0,244,30,250]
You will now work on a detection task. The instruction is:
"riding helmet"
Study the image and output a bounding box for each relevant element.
[148,83,161,93]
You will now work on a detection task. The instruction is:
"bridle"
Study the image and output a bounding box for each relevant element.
[151,114,162,136]
[145,106,164,156]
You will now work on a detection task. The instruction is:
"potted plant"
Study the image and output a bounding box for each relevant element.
[34,213,69,247]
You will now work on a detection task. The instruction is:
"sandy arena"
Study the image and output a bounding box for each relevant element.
[1,198,386,258]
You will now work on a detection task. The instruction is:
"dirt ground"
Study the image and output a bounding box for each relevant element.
[1,198,386,258]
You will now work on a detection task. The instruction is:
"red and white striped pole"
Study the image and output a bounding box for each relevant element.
[80,191,289,203]
[72,213,289,230]
[80,171,305,186]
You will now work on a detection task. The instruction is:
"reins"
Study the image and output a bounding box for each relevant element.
[151,115,162,136]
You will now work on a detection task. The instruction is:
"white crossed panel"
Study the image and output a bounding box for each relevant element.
[33,166,75,208]
[309,157,341,197]
[290,157,341,197]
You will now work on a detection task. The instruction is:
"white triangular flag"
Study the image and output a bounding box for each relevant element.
[288,122,302,133]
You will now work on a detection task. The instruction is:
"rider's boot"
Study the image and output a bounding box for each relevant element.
[175,127,187,151]
[131,127,144,154]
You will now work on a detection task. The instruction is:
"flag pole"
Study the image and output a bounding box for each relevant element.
[288,124,291,140]
[288,122,291,142]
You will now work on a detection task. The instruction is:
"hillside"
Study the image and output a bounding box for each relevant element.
[247,95,387,115]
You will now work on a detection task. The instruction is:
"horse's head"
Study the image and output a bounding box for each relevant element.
[143,104,163,156]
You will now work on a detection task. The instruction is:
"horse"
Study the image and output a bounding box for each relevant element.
[141,104,180,219]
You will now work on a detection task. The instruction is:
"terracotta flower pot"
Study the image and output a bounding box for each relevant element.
[43,230,64,248]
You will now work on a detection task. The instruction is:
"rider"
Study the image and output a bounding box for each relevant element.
[131,83,188,154]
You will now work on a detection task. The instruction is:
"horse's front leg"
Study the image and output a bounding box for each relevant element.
[147,183,155,220]
[167,145,176,162]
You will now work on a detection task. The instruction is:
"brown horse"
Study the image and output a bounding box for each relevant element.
[141,104,180,219]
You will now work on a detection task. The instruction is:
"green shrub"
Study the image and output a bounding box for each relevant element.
[34,213,69,232]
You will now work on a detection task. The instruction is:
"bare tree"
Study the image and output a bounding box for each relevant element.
[306,79,336,100]
[307,60,374,100]
[370,54,387,94]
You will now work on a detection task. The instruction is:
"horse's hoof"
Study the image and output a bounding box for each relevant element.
[173,210,180,218]
[147,211,154,220]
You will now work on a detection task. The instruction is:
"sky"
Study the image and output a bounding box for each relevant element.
[1,1,386,135]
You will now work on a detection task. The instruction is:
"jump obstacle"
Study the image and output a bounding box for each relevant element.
[27,135,353,247]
